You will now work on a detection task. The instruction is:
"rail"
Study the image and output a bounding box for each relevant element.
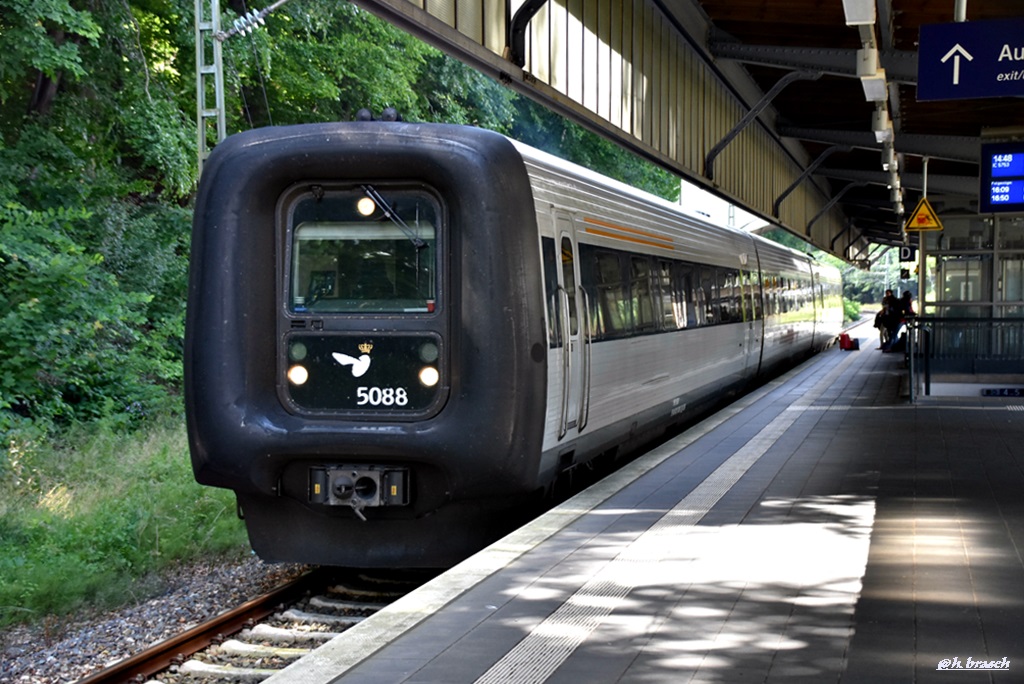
[905,316,1024,400]
[74,569,324,684]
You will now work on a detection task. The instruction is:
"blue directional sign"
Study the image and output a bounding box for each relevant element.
[918,18,1024,101]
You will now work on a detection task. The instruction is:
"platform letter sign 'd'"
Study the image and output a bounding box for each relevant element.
[918,19,1024,101]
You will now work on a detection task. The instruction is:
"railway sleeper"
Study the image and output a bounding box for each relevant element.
[218,639,310,659]
[279,608,365,626]
[242,623,342,643]
[177,659,278,680]
[307,595,383,613]
[326,583,408,600]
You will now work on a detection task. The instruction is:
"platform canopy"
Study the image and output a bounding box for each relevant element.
[350,0,1023,264]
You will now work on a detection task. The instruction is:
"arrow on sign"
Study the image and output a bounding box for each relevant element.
[941,43,974,85]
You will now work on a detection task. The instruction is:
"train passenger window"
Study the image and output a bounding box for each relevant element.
[738,270,749,322]
[763,274,777,316]
[658,261,675,329]
[718,268,739,323]
[631,256,657,333]
[745,270,762,320]
[287,187,438,314]
[593,251,628,338]
[677,263,697,328]
[700,267,718,325]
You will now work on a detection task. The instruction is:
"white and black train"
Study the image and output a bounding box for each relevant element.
[185,123,842,568]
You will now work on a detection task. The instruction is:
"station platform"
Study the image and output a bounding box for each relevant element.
[268,320,1024,684]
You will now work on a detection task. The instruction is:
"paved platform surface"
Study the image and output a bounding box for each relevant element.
[269,321,1024,684]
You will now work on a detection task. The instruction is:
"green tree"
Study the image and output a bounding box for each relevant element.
[0,0,101,117]
[0,0,682,438]
[1,0,194,432]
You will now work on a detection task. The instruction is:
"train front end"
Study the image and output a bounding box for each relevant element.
[185,123,548,567]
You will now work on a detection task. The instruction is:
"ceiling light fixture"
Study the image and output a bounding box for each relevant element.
[882,143,895,171]
[860,70,888,102]
[842,0,876,26]
[842,0,904,228]
[872,105,893,143]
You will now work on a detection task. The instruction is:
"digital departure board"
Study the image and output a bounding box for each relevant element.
[980,142,1024,214]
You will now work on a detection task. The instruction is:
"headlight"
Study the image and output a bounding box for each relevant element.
[288,365,309,385]
[419,366,439,387]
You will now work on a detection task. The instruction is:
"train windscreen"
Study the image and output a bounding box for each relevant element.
[288,188,438,314]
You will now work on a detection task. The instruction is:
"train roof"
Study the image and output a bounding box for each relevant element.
[503,132,838,277]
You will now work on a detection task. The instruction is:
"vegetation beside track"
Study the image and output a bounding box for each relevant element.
[0,420,247,627]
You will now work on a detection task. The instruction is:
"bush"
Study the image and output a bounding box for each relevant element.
[0,120,189,430]
[843,297,862,323]
[0,420,248,626]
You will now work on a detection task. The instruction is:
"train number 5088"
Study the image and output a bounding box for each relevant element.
[356,386,409,406]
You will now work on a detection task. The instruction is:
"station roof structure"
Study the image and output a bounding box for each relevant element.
[697,0,1024,251]
[354,0,1024,262]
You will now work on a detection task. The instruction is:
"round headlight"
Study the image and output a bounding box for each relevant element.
[419,366,439,387]
[288,365,309,385]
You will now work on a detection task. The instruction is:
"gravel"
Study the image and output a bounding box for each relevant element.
[0,555,309,684]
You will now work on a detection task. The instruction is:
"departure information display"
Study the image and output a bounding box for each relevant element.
[981,143,1024,213]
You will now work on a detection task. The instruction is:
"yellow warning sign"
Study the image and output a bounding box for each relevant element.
[904,196,943,232]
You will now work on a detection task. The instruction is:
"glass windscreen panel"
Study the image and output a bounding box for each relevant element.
[290,190,438,314]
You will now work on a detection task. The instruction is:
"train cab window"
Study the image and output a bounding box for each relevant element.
[287,187,438,314]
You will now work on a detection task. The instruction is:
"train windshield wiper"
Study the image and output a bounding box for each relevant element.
[361,185,426,249]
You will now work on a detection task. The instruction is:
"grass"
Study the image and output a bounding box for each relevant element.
[0,418,250,627]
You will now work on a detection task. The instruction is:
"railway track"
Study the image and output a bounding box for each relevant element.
[75,568,430,684]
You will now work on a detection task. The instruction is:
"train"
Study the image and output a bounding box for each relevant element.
[185,122,843,568]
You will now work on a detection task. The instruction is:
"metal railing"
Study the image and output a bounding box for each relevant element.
[906,316,1024,399]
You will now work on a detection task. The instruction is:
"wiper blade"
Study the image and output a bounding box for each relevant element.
[361,185,426,249]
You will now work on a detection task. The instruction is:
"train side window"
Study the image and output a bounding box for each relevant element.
[542,237,562,347]
[700,266,718,325]
[593,250,628,338]
[560,236,578,336]
[764,274,777,316]
[658,260,675,329]
[631,256,657,333]
[738,269,749,322]
[675,263,696,328]
[749,270,765,321]
[718,268,739,323]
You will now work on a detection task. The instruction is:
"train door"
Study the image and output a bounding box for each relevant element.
[554,215,590,439]
[745,257,765,376]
